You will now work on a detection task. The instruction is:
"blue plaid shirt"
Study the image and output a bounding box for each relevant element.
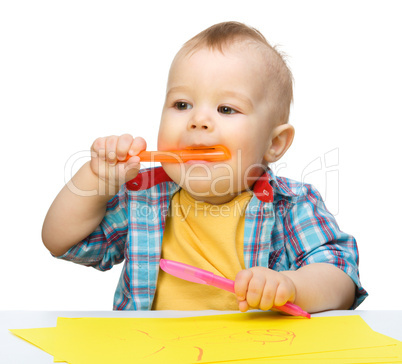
[57,167,367,310]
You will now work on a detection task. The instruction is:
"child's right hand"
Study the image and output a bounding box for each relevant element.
[90,134,146,191]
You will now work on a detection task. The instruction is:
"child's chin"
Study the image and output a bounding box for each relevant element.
[161,163,236,198]
[183,181,233,199]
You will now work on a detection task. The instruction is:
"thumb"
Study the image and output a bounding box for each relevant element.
[123,156,141,182]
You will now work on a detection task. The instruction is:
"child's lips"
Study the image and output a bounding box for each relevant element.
[183,143,215,149]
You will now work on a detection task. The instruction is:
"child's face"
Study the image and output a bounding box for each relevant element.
[158,44,279,204]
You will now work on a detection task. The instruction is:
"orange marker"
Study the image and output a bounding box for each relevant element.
[129,145,231,163]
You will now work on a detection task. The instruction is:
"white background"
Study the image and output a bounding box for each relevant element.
[1,0,401,311]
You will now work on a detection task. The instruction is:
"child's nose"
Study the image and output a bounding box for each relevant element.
[187,113,214,131]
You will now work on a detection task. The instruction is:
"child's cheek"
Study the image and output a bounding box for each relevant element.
[160,163,182,186]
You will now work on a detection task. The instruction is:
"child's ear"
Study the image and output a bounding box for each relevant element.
[264,124,295,163]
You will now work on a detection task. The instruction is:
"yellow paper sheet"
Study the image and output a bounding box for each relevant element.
[10,313,402,364]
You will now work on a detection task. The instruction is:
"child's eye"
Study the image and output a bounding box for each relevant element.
[174,102,193,110]
[218,106,237,115]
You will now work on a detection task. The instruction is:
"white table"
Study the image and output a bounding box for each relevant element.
[1,310,401,363]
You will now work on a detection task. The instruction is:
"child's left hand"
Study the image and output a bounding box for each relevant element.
[235,267,296,312]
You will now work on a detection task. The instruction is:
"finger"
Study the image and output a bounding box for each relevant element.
[238,300,249,313]
[124,156,141,180]
[91,137,107,160]
[126,136,146,167]
[274,280,295,307]
[235,270,253,301]
[128,137,147,159]
[117,158,141,183]
[116,134,134,161]
[105,135,118,164]
[259,281,278,311]
[245,274,266,308]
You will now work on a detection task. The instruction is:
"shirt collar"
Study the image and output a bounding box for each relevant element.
[253,168,298,203]
[127,166,298,203]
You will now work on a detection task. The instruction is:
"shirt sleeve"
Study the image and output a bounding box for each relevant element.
[54,184,129,271]
[283,183,368,309]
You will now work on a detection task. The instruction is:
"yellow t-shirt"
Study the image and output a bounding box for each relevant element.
[152,189,252,310]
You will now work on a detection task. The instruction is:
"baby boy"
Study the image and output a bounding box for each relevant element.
[42,21,367,312]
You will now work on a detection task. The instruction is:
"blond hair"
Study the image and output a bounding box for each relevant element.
[179,21,293,124]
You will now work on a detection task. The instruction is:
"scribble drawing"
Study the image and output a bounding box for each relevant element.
[135,326,227,342]
[194,346,204,361]
[229,329,296,345]
[135,330,153,339]
[144,346,166,358]
[177,327,228,341]
[138,326,296,361]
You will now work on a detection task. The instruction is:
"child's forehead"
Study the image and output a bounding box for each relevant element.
[169,42,279,96]
[169,46,263,86]
[169,42,275,86]
[176,39,271,65]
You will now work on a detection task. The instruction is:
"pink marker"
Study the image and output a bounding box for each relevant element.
[159,259,311,319]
